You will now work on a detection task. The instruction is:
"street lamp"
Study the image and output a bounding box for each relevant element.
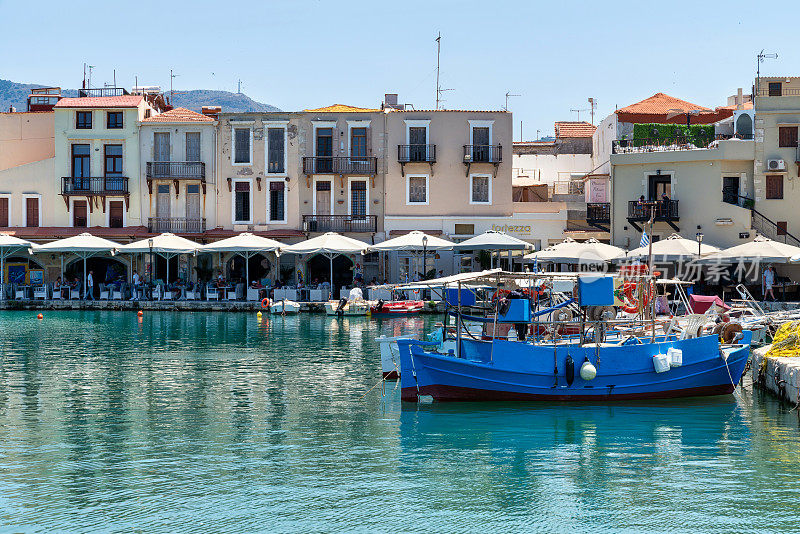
[422,235,428,281]
[696,232,704,257]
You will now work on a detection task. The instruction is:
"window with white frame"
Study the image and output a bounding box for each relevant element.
[268,180,286,223]
[470,174,491,204]
[233,179,252,223]
[407,175,429,205]
[233,126,252,165]
[24,195,41,227]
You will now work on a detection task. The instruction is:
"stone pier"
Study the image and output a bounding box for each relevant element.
[751,345,800,406]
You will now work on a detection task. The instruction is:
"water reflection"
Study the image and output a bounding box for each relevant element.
[0,311,798,532]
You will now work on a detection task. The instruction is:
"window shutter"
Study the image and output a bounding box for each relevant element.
[0,198,7,227]
[365,126,372,156]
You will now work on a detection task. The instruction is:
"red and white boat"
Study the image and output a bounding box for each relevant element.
[370,300,425,316]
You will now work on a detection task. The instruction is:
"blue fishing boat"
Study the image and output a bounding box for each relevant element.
[397,270,752,402]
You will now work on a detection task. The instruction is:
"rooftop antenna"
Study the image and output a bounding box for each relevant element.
[587,97,597,124]
[88,65,95,89]
[170,69,179,102]
[756,49,778,96]
[569,107,590,121]
[503,91,520,112]
[82,63,86,89]
[434,33,454,109]
[113,69,116,88]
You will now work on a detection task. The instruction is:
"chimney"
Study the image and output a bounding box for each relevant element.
[382,93,404,110]
[201,106,221,119]
[736,88,743,109]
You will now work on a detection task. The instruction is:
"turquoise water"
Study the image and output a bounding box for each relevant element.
[0,311,799,533]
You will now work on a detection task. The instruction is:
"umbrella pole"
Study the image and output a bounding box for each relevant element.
[1,252,4,300]
[330,254,334,295]
[83,255,87,299]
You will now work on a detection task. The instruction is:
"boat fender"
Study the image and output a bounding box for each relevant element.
[565,355,575,385]
[336,297,348,314]
[261,298,271,309]
[507,325,518,342]
[498,298,511,317]
[579,358,597,381]
[376,299,385,312]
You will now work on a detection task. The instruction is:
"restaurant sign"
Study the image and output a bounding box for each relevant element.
[490,223,532,235]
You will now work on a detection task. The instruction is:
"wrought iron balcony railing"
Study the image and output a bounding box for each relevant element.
[463,144,502,163]
[302,156,377,175]
[62,176,129,195]
[146,161,205,180]
[586,203,611,223]
[148,217,206,234]
[398,144,436,163]
[302,214,377,233]
[627,200,679,222]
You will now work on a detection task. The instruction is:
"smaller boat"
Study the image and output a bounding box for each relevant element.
[325,298,369,316]
[370,299,425,316]
[270,299,300,315]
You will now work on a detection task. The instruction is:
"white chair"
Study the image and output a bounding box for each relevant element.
[246,287,260,301]
[15,287,26,300]
[285,289,298,301]
[99,284,111,300]
[273,288,287,301]
[152,285,163,301]
[185,288,199,300]
[52,285,63,300]
[70,286,80,300]
[112,286,123,300]
[206,286,219,301]
[33,286,47,300]
[226,286,238,300]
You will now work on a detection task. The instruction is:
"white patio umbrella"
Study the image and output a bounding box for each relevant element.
[200,233,284,284]
[453,230,533,269]
[31,233,120,297]
[525,238,626,264]
[701,235,800,264]
[282,232,369,288]
[627,232,720,261]
[0,234,33,299]
[367,231,454,281]
[366,230,454,252]
[115,233,201,283]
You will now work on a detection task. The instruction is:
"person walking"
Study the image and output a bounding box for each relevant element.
[763,265,777,302]
[85,270,95,301]
[131,270,141,301]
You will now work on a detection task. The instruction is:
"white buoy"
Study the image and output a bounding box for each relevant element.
[580,360,597,381]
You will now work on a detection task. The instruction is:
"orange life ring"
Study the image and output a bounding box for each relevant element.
[621,280,654,314]
[261,298,271,309]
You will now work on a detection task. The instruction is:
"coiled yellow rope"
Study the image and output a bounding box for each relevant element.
[765,320,800,359]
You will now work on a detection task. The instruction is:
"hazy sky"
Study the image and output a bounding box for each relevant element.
[1,0,797,140]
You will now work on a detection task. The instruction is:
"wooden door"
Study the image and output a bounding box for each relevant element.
[109,201,124,228]
[315,181,331,215]
[157,184,171,219]
[0,197,7,227]
[25,198,39,227]
[73,200,88,227]
[186,184,201,220]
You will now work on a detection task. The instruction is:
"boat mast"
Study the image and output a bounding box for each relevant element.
[648,203,656,341]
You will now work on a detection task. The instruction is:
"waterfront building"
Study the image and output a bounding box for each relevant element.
[139,106,218,235]
[512,121,610,245]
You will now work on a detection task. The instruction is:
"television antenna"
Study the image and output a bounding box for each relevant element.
[756,49,778,96]
[434,32,454,109]
[503,91,520,112]
[88,65,95,89]
[170,69,179,102]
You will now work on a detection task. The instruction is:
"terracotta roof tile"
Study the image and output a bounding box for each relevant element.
[54,95,144,109]
[616,92,710,115]
[304,104,379,113]
[142,107,215,123]
[554,121,596,138]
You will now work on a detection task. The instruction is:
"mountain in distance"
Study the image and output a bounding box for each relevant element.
[0,79,280,113]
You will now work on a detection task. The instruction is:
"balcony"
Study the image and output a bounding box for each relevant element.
[62,176,129,195]
[398,144,436,176]
[586,203,610,224]
[146,161,205,180]
[303,214,377,233]
[78,87,128,97]
[463,145,502,176]
[148,217,206,234]
[611,134,754,155]
[627,199,680,231]
[302,157,377,175]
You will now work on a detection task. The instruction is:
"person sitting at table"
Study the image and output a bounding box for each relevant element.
[54,276,62,290]
[250,279,263,289]
[216,270,225,287]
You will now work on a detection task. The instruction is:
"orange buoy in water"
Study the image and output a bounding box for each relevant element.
[37,313,43,320]
[137,310,144,317]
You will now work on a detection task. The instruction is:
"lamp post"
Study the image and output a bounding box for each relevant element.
[696,232,704,257]
[148,238,154,298]
[422,235,428,281]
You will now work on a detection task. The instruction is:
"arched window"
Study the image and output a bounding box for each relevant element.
[736,114,753,139]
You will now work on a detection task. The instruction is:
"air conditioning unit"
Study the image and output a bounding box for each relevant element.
[767,159,787,171]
